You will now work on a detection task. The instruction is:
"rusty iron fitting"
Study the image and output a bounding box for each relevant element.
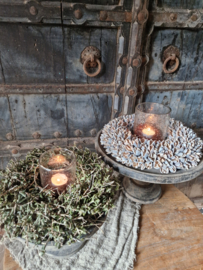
[132,58,141,68]
[83,58,101,77]
[74,9,83,19]
[90,129,97,137]
[53,131,62,138]
[169,13,177,21]
[75,129,82,137]
[120,87,125,94]
[163,54,179,74]
[128,88,136,96]
[32,132,41,139]
[137,9,149,24]
[81,46,101,77]
[29,6,38,16]
[191,14,198,21]
[122,57,128,65]
[100,11,108,21]
[11,149,19,155]
[6,133,14,141]
[11,148,21,157]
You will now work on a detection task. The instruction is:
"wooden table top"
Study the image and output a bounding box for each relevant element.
[3,184,203,270]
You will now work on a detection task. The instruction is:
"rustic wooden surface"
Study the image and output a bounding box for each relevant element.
[135,184,203,270]
[3,184,203,270]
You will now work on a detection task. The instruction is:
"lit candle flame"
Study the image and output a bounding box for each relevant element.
[142,126,155,137]
[51,173,68,186]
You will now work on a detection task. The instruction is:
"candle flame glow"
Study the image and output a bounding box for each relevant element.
[51,173,68,186]
[142,126,155,137]
[48,154,67,167]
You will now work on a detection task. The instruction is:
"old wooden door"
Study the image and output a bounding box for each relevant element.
[0,0,202,205]
[0,0,149,167]
[140,1,203,205]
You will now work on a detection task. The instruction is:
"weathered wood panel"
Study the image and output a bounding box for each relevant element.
[66,94,112,137]
[0,96,14,140]
[144,90,203,128]
[64,27,117,84]
[8,94,67,140]
[146,29,203,82]
[5,94,112,140]
[0,24,64,84]
[150,0,203,9]
[63,0,119,4]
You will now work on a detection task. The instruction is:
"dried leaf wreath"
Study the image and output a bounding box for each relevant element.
[0,147,120,251]
[100,115,203,174]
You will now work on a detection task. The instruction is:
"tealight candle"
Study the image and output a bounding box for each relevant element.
[142,126,155,139]
[39,148,76,193]
[51,173,68,186]
[133,123,162,140]
[133,102,171,141]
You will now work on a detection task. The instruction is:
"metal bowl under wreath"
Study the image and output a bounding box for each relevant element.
[17,224,101,258]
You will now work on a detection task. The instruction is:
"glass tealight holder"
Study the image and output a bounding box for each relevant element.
[133,102,171,140]
[39,148,76,193]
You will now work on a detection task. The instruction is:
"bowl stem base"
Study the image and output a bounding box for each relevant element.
[122,177,162,204]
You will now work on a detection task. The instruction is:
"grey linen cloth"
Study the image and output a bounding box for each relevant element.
[3,193,140,270]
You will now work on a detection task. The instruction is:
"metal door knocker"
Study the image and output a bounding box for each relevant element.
[162,45,180,74]
[81,46,101,77]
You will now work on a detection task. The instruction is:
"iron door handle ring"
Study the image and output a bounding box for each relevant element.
[83,57,101,77]
[163,54,179,74]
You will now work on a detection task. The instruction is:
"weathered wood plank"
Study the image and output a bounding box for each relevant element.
[147,29,203,82]
[182,90,196,125]
[145,90,203,128]
[175,90,187,121]
[64,27,89,84]
[145,91,172,107]
[187,91,203,128]
[0,24,64,84]
[196,95,203,128]
[66,94,112,137]
[62,0,119,4]
[170,90,182,118]
[152,0,203,9]
[8,94,67,140]
[64,27,117,84]
[0,96,14,140]
[88,28,117,84]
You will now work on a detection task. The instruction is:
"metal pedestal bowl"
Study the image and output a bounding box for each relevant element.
[17,226,99,258]
[95,130,203,204]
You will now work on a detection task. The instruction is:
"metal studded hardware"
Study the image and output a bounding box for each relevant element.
[6,133,14,141]
[162,46,180,74]
[81,46,101,77]
[74,129,82,137]
[32,132,41,139]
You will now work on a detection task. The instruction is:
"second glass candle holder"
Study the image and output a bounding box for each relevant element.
[133,102,171,140]
[39,148,76,193]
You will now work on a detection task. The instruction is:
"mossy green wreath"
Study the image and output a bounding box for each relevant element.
[0,147,120,250]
